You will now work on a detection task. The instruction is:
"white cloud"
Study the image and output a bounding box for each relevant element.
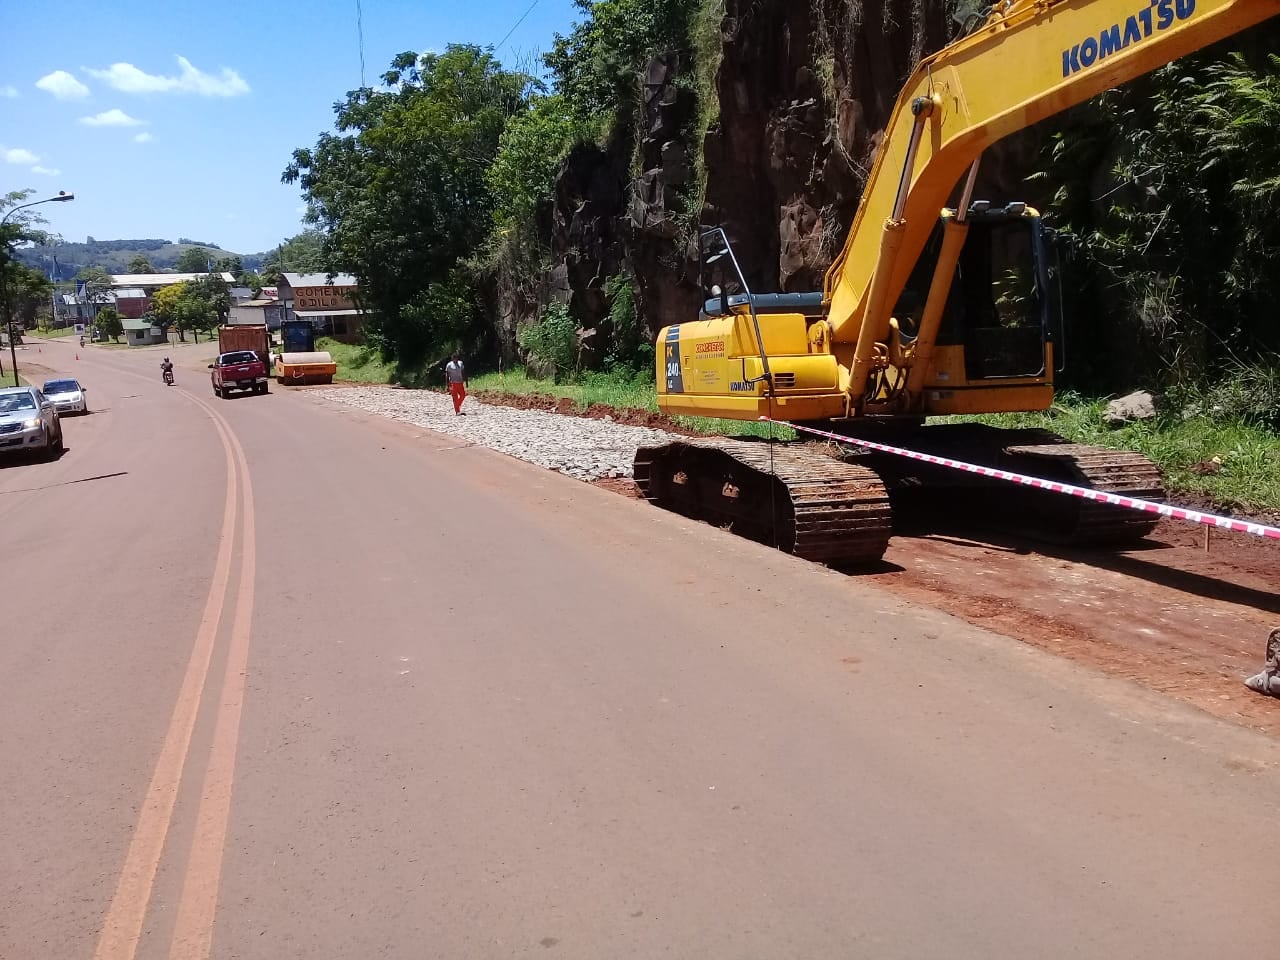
[31,165,61,176]
[80,108,145,127]
[35,70,90,100]
[86,56,249,97]
[0,85,18,98]
[2,146,39,165]
[133,131,153,143]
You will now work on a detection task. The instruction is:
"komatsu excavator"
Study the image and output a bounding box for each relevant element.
[635,0,1279,565]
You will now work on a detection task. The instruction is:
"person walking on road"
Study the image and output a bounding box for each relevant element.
[445,353,467,415]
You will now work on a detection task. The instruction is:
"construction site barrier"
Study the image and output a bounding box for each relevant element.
[762,418,1280,542]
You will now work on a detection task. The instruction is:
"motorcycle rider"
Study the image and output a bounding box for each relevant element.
[161,357,174,384]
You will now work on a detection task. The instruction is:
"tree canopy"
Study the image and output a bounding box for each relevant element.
[151,279,224,340]
[284,44,533,368]
[175,246,215,273]
[261,230,326,284]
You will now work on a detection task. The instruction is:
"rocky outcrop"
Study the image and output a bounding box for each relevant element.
[625,53,705,333]
[541,140,631,366]
[704,0,953,295]
[532,0,1040,356]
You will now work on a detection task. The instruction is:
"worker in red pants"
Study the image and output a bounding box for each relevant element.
[445,353,467,415]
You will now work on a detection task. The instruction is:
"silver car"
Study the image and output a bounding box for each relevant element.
[42,378,89,415]
[0,386,64,460]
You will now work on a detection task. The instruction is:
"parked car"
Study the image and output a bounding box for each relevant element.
[0,386,63,460]
[41,378,89,415]
[209,350,269,398]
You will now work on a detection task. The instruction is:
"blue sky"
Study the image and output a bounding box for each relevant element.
[0,0,581,255]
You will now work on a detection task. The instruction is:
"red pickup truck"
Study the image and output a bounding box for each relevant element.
[210,350,270,398]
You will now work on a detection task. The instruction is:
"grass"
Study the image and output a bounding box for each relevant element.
[469,367,787,439]
[37,326,81,339]
[317,337,397,384]
[941,394,1280,513]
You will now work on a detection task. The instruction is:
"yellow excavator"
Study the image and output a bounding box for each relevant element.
[635,0,1279,565]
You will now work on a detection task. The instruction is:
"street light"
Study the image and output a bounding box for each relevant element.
[2,191,75,386]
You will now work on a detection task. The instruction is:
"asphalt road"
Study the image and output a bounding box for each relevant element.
[3,337,1279,960]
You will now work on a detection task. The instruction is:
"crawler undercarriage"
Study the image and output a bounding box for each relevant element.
[633,425,1165,566]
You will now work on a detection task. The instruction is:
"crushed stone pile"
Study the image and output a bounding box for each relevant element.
[316,387,683,481]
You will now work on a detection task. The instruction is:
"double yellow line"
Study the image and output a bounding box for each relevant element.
[92,385,258,960]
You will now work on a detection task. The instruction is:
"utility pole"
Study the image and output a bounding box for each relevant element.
[1,191,75,385]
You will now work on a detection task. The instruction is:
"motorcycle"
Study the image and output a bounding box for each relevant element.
[163,368,175,386]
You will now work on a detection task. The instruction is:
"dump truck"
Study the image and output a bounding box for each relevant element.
[218,324,270,365]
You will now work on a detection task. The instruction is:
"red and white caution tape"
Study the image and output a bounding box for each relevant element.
[761,417,1280,542]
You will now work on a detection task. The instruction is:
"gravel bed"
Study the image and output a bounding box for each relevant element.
[316,386,683,481]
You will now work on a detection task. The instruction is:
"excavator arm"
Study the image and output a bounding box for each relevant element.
[825,0,1280,411]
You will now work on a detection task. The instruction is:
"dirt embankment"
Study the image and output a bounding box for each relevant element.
[472,390,705,435]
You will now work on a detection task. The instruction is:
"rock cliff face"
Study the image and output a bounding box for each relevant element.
[534,0,961,350]
[704,0,950,299]
[501,3,1280,365]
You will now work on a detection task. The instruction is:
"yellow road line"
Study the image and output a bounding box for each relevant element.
[91,396,241,960]
[168,395,258,960]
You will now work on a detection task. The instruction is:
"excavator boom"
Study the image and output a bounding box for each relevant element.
[827,0,1280,378]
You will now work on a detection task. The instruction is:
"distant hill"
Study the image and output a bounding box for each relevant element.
[14,238,265,280]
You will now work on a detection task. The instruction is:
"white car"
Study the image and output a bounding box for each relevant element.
[0,386,64,459]
[41,378,89,415]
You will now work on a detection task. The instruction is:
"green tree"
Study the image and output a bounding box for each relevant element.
[239,270,264,294]
[152,279,221,341]
[174,294,216,339]
[261,229,327,284]
[190,272,231,325]
[487,94,589,229]
[150,282,187,340]
[175,246,213,273]
[543,0,691,128]
[94,307,124,343]
[518,301,579,380]
[1,190,57,336]
[283,45,532,367]
[127,254,155,273]
[4,263,53,328]
[152,281,204,343]
[1038,49,1280,388]
[215,254,244,277]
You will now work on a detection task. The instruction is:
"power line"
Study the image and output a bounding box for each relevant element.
[356,0,367,87]
[495,0,540,54]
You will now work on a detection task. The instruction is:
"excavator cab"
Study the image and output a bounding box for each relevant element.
[896,203,1061,387]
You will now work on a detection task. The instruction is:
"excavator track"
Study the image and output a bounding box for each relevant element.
[833,425,1167,547]
[633,437,892,565]
[634,427,1165,564]
[1001,441,1166,544]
